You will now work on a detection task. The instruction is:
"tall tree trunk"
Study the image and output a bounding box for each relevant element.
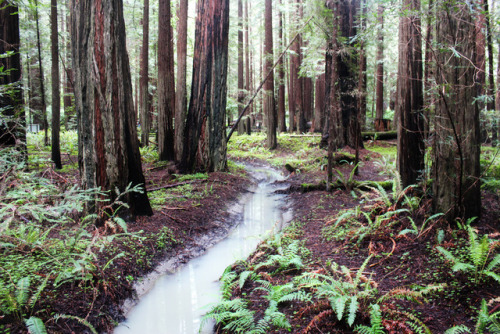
[336,0,363,148]
[485,0,496,145]
[423,0,434,140]
[158,0,175,161]
[51,0,62,169]
[326,0,340,189]
[35,0,48,145]
[0,1,25,152]
[433,0,480,221]
[314,73,326,133]
[358,0,367,130]
[71,0,153,216]
[288,0,297,133]
[375,4,384,122]
[277,0,287,133]
[397,0,424,187]
[264,0,277,149]
[244,0,251,117]
[181,0,230,172]
[237,0,244,126]
[140,0,150,147]
[175,0,188,161]
[63,3,75,130]
[294,0,306,133]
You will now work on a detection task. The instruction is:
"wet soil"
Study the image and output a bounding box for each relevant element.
[3,142,499,333]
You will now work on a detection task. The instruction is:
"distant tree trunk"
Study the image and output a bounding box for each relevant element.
[294,0,306,133]
[0,1,25,151]
[181,0,229,172]
[433,0,480,221]
[375,5,384,122]
[336,0,363,148]
[158,0,175,161]
[485,0,496,145]
[63,4,75,130]
[244,0,251,117]
[423,0,434,140]
[264,0,277,149]
[314,73,325,133]
[35,0,48,145]
[326,0,340,189]
[51,0,62,169]
[497,39,500,145]
[358,0,367,130]
[140,0,150,147]
[237,0,244,126]
[71,0,153,216]
[396,0,424,187]
[175,0,188,160]
[475,0,486,114]
[277,0,287,133]
[288,0,297,133]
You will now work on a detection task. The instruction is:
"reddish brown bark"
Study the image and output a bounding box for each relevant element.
[71,0,152,216]
[375,4,384,121]
[264,0,276,149]
[277,0,287,133]
[175,0,188,161]
[51,0,62,169]
[314,73,325,133]
[0,1,25,149]
[237,0,244,123]
[140,0,150,146]
[158,0,175,161]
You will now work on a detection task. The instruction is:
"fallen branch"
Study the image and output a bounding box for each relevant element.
[148,179,207,192]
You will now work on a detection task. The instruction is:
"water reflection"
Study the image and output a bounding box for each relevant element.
[114,165,290,334]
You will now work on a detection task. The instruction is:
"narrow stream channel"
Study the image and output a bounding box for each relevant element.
[114,164,292,334]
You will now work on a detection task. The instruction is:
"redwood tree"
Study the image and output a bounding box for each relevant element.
[264,0,277,149]
[396,0,424,187]
[51,0,62,169]
[175,0,188,161]
[0,1,25,150]
[140,0,150,147]
[433,0,480,220]
[71,0,152,216]
[181,0,230,172]
[158,0,175,161]
[277,0,287,133]
[375,4,385,124]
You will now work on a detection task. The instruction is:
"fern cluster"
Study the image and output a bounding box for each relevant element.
[437,225,500,284]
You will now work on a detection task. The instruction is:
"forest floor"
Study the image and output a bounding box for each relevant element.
[1,134,499,333]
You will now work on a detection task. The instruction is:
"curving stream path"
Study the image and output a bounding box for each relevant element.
[114,164,292,333]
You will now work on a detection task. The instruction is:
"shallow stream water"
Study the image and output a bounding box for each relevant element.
[114,164,291,334]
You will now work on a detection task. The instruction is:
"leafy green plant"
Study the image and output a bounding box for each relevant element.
[254,239,304,273]
[436,225,500,284]
[476,299,500,333]
[201,298,257,333]
[335,164,359,191]
[399,213,444,239]
[354,304,384,334]
[296,255,375,327]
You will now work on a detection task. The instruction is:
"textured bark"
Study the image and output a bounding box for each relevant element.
[484,0,496,144]
[334,0,363,149]
[294,0,306,133]
[288,0,297,133]
[423,0,434,139]
[140,0,150,146]
[314,73,325,133]
[396,0,424,187]
[71,0,152,216]
[35,0,48,145]
[175,0,188,161]
[375,5,384,121]
[237,0,244,123]
[277,0,287,133]
[475,0,486,114]
[158,0,175,161]
[0,1,25,149]
[244,0,251,116]
[433,0,480,221]
[264,0,277,149]
[181,0,229,172]
[358,0,367,130]
[63,3,75,130]
[51,0,62,169]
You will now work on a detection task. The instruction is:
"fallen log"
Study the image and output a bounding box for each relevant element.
[362,131,397,141]
[290,180,393,193]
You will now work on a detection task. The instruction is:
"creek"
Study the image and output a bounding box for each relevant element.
[114,164,291,333]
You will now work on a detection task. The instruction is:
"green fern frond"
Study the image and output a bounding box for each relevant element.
[486,254,500,272]
[444,325,471,334]
[24,316,47,334]
[347,295,359,327]
[15,277,30,307]
[331,295,348,321]
[53,314,98,334]
[239,270,255,289]
[29,276,49,309]
[436,246,460,264]
[354,304,384,334]
[400,311,432,334]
